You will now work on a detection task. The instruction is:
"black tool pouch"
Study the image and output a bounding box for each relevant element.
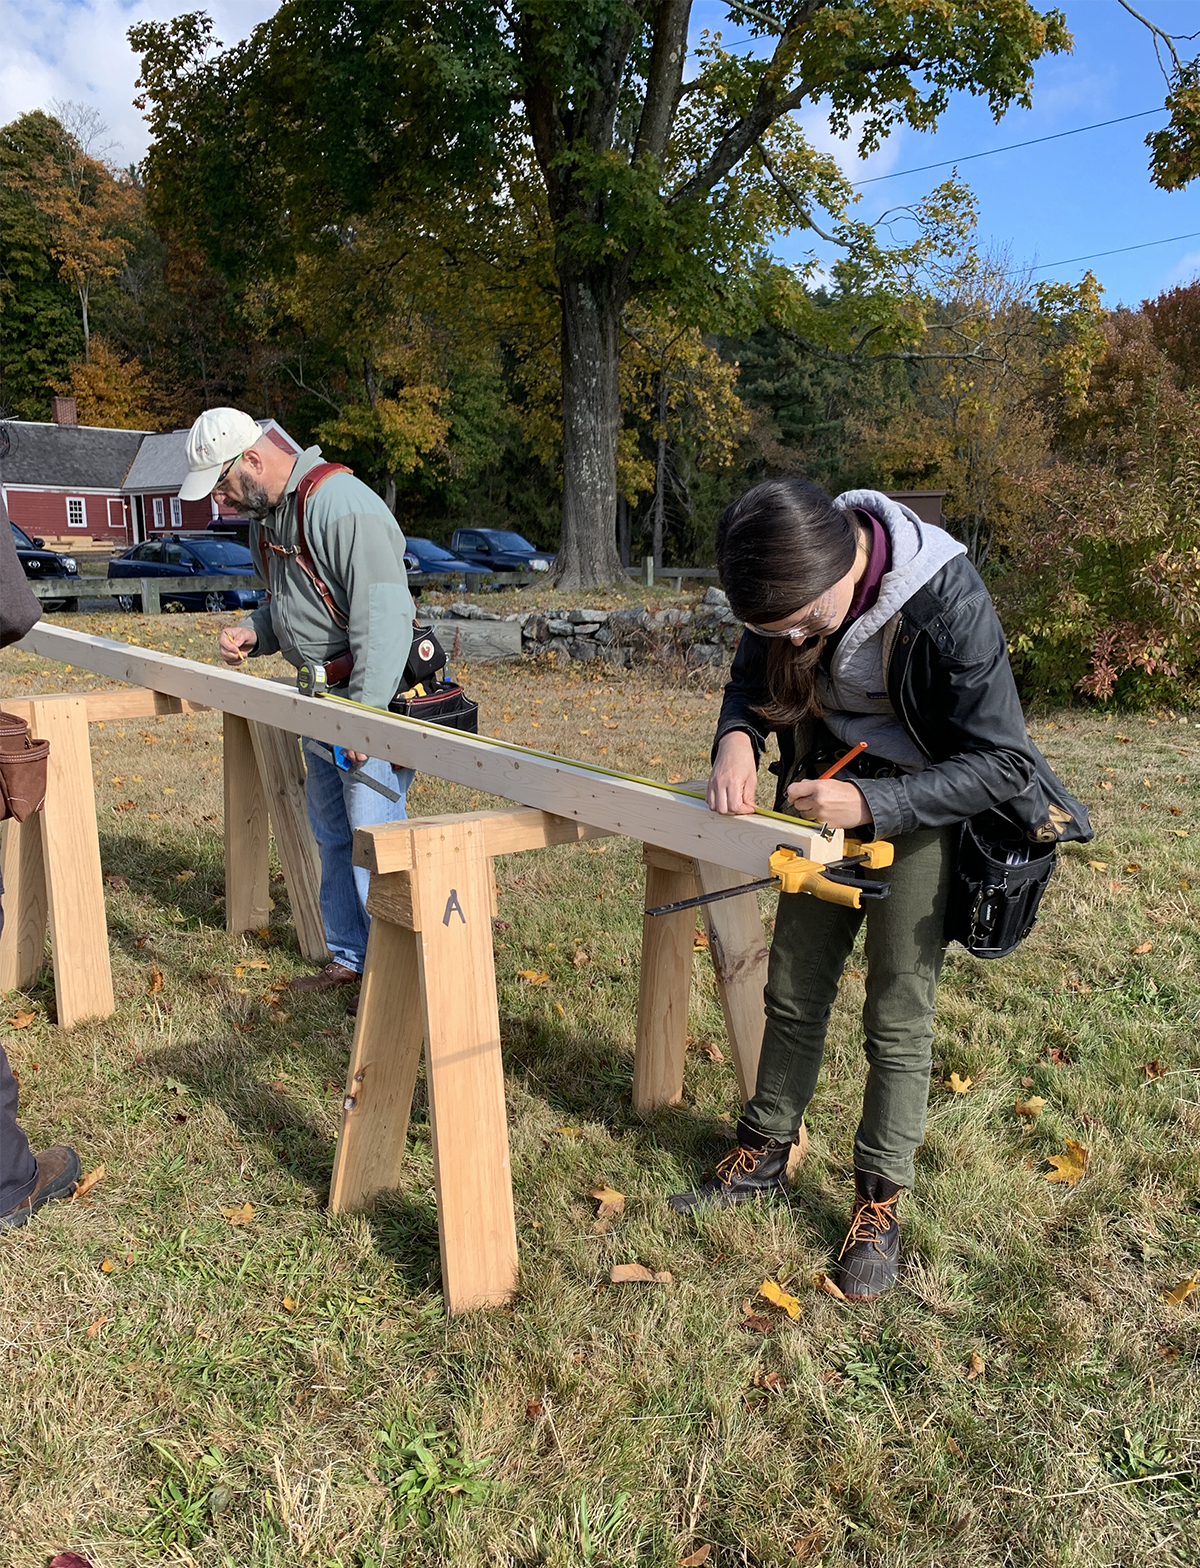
[944,808,1056,959]
[390,626,479,732]
[0,712,50,822]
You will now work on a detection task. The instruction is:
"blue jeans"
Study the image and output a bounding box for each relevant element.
[302,741,415,973]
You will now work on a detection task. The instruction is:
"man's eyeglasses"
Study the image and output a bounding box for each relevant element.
[213,451,243,496]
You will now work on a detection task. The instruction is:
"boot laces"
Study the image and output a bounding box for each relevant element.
[714,1145,766,1185]
[838,1192,899,1259]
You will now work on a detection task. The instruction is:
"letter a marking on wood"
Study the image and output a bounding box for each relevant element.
[443,889,466,926]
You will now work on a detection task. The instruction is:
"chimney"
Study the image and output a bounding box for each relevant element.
[51,396,77,427]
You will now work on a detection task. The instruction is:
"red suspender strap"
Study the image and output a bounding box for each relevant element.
[293,462,353,629]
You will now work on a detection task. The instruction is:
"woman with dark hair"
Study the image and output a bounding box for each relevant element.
[669,478,1089,1301]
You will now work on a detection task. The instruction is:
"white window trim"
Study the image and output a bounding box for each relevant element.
[107,498,125,529]
[66,496,87,528]
[170,497,183,527]
[153,497,165,529]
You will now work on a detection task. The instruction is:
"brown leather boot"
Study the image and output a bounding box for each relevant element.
[285,962,359,993]
[0,1146,81,1231]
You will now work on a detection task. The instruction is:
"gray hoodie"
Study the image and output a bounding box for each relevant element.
[815,489,966,771]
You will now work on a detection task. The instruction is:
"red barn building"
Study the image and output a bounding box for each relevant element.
[0,398,301,550]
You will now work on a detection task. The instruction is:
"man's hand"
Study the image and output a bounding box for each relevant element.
[343,751,368,767]
[786,777,870,829]
[707,731,758,815]
[218,624,257,666]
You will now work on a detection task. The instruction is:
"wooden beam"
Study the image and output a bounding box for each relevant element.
[29,697,114,1027]
[695,859,770,1106]
[412,818,518,1311]
[329,914,425,1211]
[0,817,47,993]
[16,625,842,877]
[246,723,329,963]
[4,691,210,725]
[223,713,271,934]
[632,858,697,1112]
[355,807,611,875]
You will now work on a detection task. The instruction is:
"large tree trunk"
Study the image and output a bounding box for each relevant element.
[652,372,668,570]
[550,271,624,589]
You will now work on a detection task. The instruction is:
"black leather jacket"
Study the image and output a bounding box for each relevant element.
[713,555,1093,845]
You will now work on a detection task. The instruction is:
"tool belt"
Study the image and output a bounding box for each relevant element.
[0,712,49,822]
[944,807,1056,959]
[282,461,477,733]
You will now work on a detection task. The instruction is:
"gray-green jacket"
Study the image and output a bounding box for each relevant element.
[247,446,415,711]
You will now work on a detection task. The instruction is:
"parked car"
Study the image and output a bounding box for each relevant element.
[10,522,84,611]
[449,528,554,574]
[405,537,492,584]
[108,534,266,612]
[211,520,427,591]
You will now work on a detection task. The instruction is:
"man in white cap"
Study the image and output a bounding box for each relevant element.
[180,408,416,997]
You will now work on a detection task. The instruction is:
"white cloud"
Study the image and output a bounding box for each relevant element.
[795,104,904,188]
[1158,247,1200,292]
[0,0,281,163]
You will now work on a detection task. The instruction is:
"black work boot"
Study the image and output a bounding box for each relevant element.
[0,1146,81,1232]
[836,1169,902,1301]
[668,1124,792,1214]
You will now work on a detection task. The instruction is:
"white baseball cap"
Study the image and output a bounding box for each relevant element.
[179,408,264,501]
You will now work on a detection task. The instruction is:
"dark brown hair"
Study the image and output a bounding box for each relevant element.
[716,476,860,726]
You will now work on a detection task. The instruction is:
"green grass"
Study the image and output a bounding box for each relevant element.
[0,610,1198,1566]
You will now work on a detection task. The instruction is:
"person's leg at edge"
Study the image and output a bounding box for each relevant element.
[300,741,415,982]
[836,824,956,1301]
[0,876,79,1228]
[668,887,864,1212]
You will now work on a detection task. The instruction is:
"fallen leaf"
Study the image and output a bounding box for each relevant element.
[73,1165,105,1200]
[517,969,549,986]
[1164,1271,1199,1307]
[49,1554,96,1568]
[221,1201,255,1226]
[1086,860,1108,871]
[1045,1138,1089,1186]
[1098,781,1113,791]
[147,967,164,994]
[648,755,663,765]
[7,1010,35,1029]
[789,1532,823,1562]
[1169,804,1182,815]
[1132,941,1153,956]
[1158,1342,1182,1361]
[1125,862,1142,873]
[86,1316,107,1337]
[104,873,127,891]
[1174,829,1190,838]
[610,1263,671,1284]
[112,799,136,812]
[571,948,590,969]
[739,1313,772,1334]
[100,1258,115,1274]
[1143,1059,1166,1081]
[282,1295,297,1312]
[965,1351,985,1381]
[525,1396,545,1422]
[555,1126,582,1138]
[590,1184,625,1220]
[174,869,194,883]
[813,1273,848,1302]
[1046,1044,1073,1065]
[693,929,709,950]
[668,773,684,784]
[753,1368,785,1394]
[947,1436,964,1458]
[554,1001,565,1018]
[759,1279,801,1319]
[133,933,149,948]
[680,1547,712,1567]
[245,959,269,971]
[946,1072,972,1094]
[1015,1096,1046,1117]
[698,1040,725,1063]
[1021,1075,1036,1088]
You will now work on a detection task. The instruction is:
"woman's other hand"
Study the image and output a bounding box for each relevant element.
[707,731,758,815]
[218,624,257,665]
[786,777,870,829]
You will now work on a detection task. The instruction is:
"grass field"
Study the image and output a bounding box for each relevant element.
[1,608,1197,1568]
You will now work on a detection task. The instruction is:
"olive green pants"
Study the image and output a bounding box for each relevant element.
[742,825,956,1189]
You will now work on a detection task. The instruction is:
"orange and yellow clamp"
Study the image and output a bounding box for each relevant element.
[646,838,896,918]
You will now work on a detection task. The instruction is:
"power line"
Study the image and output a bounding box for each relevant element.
[1032,229,1200,271]
[852,107,1166,187]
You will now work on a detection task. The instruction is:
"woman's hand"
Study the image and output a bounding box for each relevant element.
[707,731,758,815]
[786,777,870,829]
[218,624,257,665]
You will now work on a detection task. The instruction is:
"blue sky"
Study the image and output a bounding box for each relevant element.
[5,0,1198,309]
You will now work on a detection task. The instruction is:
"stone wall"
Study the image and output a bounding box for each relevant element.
[420,587,740,668]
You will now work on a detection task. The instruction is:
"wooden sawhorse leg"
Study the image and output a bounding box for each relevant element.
[0,815,48,993]
[330,817,518,1312]
[633,844,807,1170]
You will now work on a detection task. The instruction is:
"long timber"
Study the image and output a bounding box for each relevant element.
[16,622,842,874]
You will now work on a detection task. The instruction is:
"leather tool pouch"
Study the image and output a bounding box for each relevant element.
[944,807,1056,959]
[0,712,50,822]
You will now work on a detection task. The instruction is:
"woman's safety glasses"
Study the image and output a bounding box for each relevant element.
[743,584,841,642]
